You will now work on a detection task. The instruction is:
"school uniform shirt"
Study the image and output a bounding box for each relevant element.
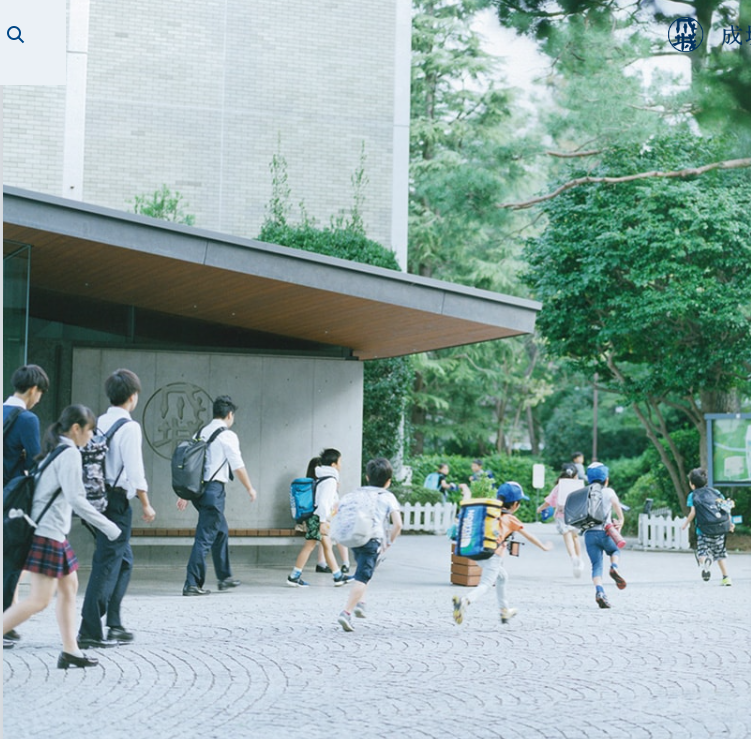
[200,419,245,482]
[31,436,121,543]
[3,396,42,482]
[98,407,148,499]
[313,465,339,523]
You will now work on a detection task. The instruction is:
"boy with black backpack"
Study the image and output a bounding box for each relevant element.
[682,468,734,586]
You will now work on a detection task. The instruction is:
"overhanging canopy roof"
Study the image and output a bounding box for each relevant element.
[3,186,540,360]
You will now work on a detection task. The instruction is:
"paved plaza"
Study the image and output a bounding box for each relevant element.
[3,525,750,739]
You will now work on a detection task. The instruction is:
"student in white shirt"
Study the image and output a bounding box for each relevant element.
[2,405,121,668]
[78,369,156,648]
[177,395,258,595]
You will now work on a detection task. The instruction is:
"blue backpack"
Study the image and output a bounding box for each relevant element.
[423,472,441,490]
[289,475,334,522]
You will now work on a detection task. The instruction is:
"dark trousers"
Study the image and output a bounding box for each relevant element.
[79,491,133,640]
[185,481,231,588]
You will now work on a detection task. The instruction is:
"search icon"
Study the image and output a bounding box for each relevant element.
[7,26,24,43]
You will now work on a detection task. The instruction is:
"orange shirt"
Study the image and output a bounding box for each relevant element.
[494,512,524,556]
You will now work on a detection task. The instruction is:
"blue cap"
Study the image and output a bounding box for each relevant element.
[587,462,609,483]
[496,481,529,503]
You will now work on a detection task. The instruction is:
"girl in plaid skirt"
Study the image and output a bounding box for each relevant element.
[2,405,121,669]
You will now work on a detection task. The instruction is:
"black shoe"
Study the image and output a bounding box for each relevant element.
[58,651,100,669]
[315,564,332,573]
[217,578,241,591]
[77,636,120,649]
[595,591,611,609]
[183,585,211,596]
[4,629,21,641]
[340,564,350,574]
[3,638,15,649]
[107,626,135,642]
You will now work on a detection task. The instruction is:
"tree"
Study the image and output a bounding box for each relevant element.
[408,0,558,455]
[523,132,751,511]
[492,0,751,210]
[131,185,196,225]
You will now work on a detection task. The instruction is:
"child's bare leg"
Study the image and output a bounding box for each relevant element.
[718,559,729,577]
[562,531,576,558]
[293,539,318,571]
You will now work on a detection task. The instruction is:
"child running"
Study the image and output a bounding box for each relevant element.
[453,481,552,626]
[581,462,627,609]
[681,467,734,585]
[2,405,121,668]
[536,463,584,577]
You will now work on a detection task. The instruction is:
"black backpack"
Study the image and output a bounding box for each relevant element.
[171,427,228,500]
[564,482,608,532]
[3,445,67,570]
[693,487,731,536]
[80,418,131,513]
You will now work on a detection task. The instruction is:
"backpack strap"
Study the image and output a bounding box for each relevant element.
[204,427,232,484]
[31,444,69,526]
[312,475,335,509]
[103,418,133,489]
[3,406,24,437]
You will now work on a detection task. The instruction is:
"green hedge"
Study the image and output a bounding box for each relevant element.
[406,454,559,522]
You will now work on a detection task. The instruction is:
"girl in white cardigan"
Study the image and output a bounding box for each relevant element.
[2,405,121,669]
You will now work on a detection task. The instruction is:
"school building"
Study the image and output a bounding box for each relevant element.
[3,2,540,560]
[3,187,539,559]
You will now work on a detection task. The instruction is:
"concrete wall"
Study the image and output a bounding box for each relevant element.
[3,0,411,264]
[70,348,363,533]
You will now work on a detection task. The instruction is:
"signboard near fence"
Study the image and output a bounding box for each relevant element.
[706,413,751,487]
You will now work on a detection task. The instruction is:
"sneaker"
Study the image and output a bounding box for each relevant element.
[337,610,355,632]
[609,567,627,590]
[341,564,350,574]
[701,557,712,582]
[315,564,332,574]
[3,629,21,641]
[3,638,15,650]
[721,576,732,587]
[500,607,518,624]
[596,591,611,609]
[572,557,583,578]
[286,575,310,588]
[354,601,366,618]
[333,575,353,587]
[452,596,467,625]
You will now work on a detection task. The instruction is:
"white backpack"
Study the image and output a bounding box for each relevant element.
[330,486,384,548]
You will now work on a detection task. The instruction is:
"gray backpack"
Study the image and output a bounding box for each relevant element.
[564,482,608,532]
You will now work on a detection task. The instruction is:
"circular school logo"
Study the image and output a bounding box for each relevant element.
[668,18,703,52]
[142,382,213,459]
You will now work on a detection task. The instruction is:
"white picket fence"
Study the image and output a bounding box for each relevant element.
[638,513,690,550]
[401,501,457,534]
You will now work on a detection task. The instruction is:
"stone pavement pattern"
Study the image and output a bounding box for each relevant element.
[4,526,750,739]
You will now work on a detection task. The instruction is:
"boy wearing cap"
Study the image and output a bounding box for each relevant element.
[583,462,626,609]
[452,481,552,626]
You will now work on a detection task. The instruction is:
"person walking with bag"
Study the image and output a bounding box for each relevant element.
[177,395,258,595]
[2,405,121,667]
[78,369,156,648]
